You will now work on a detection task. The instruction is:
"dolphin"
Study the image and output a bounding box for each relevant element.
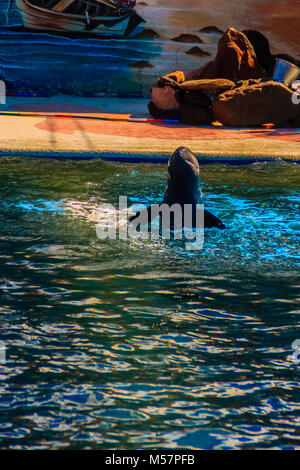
[129,146,225,230]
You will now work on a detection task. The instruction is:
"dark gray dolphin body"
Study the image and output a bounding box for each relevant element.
[129,146,225,230]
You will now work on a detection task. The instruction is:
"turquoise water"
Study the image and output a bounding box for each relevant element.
[0,156,299,450]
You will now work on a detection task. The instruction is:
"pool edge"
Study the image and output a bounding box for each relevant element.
[0,150,299,164]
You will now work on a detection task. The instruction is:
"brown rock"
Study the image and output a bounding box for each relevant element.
[182,90,211,108]
[185,47,211,57]
[148,101,180,120]
[136,28,160,39]
[179,103,213,125]
[199,26,224,34]
[289,114,300,127]
[186,28,264,81]
[151,86,180,111]
[242,30,274,75]
[180,78,235,93]
[234,78,264,87]
[131,60,154,69]
[213,80,300,127]
[160,71,186,84]
[171,34,203,44]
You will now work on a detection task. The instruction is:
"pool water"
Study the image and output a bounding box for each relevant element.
[0,156,299,450]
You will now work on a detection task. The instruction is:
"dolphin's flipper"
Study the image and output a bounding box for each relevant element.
[129,206,158,227]
[204,209,226,229]
[129,206,225,230]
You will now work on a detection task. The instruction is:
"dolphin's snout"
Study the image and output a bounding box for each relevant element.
[171,147,197,163]
[169,147,199,176]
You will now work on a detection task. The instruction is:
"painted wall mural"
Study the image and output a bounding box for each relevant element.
[0,0,299,95]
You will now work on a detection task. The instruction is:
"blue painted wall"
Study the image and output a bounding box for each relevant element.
[0,0,298,96]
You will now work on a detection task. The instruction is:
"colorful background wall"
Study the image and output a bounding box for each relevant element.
[0,0,299,96]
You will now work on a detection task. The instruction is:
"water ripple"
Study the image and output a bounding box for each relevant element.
[0,158,299,449]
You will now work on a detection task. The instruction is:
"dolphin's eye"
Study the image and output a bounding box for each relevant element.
[181,148,189,157]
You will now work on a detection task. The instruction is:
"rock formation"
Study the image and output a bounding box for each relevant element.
[185,28,264,81]
[185,47,211,57]
[171,34,203,43]
[213,80,300,126]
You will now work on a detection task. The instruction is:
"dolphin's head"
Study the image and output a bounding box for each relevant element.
[168,147,199,182]
[161,147,225,229]
[164,147,201,205]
